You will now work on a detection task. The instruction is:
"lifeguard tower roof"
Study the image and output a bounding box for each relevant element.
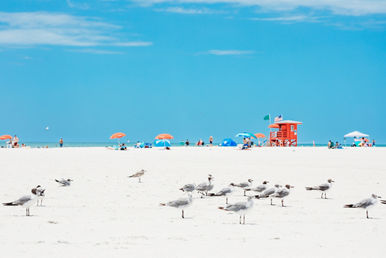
[275,120,302,124]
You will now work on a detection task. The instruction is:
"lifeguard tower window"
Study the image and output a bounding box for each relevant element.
[291,125,294,131]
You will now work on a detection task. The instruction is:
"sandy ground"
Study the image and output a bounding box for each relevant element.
[0,147,385,258]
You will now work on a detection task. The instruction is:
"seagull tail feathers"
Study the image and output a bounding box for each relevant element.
[344,204,354,208]
[159,203,166,206]
[218,206,225,210]
[3,202,16,206]
[305,187,315,191]
[207,193,216,196]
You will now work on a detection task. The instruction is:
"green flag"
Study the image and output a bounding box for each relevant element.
[263,114,270,121]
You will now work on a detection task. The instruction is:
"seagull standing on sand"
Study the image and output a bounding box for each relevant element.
[3,188,39,216]
[129,169,146,183]
[272,184,294,207]
[218,196,255,224]
[231,179,253,196]
[179,184,196,193]
[160,194,193,219]
[344,194,382,219]
[35,185,45,206]
[208,185,234,204]
[55,178,73,187]
[196,174,214,196]
[256,184,281,205]
[245,180,269,194]
[305,179,334,199]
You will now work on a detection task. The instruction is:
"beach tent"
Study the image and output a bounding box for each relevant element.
[344,131,369,138]
[220,138,237,147]
[154,139,171,147]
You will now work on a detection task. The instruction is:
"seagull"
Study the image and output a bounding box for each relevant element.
[35,185,45,206]
[55,178,73,187]
[129,169,146,183]
[160,194,193,219]
[3,188,38,216]
[208,185,234,204]
[218,196,255,224]
[272,184,294,207]
[344,194,381,219]
[381,200,386,205]
[179,184,196,193]
[305,179,334,199]
[256,184,281,205]
[245,180,269,194]
[196,174,214,197]
[230,179,253,196]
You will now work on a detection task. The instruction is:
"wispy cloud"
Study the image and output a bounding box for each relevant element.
[205,49,254,56]
[156,7,217,15]
[66,0,90,10]
[131,0,386,16]
[0,12,152,48]
[68,48,123,54]
[251,15,321,23]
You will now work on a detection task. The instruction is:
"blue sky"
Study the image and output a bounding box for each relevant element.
[0,0,385,143]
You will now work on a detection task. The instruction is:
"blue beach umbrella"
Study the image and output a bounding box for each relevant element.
[154,139,171,147]
[235,132,257,139]
[220,138,237,147]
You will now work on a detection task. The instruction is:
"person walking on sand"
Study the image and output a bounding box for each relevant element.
[209,136,213,146]
[59,138,64,148]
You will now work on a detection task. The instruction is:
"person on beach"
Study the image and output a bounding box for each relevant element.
[12,135,19,148]
[185,139,190,146]
[59,138,63,147]
[120,143,127,150]
[372,139,376,147]
[209,136,213,146]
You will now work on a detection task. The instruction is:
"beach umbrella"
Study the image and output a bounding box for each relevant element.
[236,132,257,139]
[220,138,237,147]
[268,124,279,128]
[110,132,126,145]
[0,135,12,140]
[154,139,171,147]
[155,134,173,140]
[255,133,266,138]
[155,133,173,149]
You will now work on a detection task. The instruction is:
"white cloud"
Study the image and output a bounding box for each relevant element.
[131,0,386,16]
[113,41,153,46]
[68,48,124,54]
[251,15,320,23]
[206,49,254,55]
[0,12,152,48]
[156,7,217,14]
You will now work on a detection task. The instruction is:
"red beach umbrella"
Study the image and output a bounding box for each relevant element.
[255,133,266,138]
[0,135,12,140]
[110,132,126,139]
[155,134,173,140]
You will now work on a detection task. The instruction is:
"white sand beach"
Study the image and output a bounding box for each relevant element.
[0,147,385,258]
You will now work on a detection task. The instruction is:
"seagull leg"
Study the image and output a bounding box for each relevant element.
[321,192,323,199]
[244,190,246,196]
[366,210,369,219]
[182,210,184,219]
[239,215,241,224]
[270,199,273,205]
[281,199,284,207]
[138,177,141,183]
[226,197,228,204]
[243,215,245,224]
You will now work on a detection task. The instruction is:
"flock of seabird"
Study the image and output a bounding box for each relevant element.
[162,176,386,223]
[2,170,385,222]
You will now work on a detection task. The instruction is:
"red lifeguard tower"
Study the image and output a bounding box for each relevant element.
[269,120,302,147]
